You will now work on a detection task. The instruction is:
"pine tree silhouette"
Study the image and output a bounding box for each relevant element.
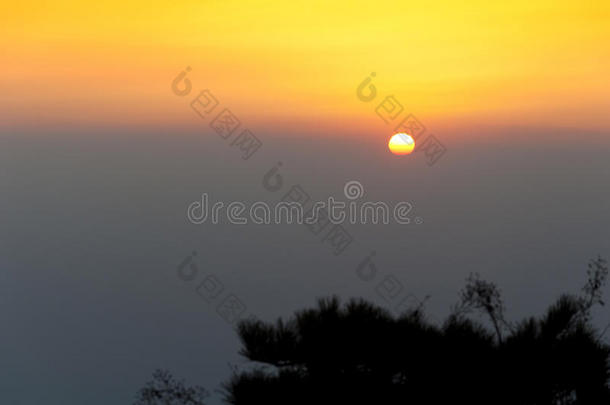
[136,258,610,405]
[223,258,609,405]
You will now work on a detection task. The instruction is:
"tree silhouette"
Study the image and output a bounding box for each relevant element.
[134,369,209,405]
[136,258,609,404]
[223,258,610,405]
[454,272,512,343]
[580,256,608,320]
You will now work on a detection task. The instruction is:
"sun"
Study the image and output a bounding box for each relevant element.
[388,133,415,155]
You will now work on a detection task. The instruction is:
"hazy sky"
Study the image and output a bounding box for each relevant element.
[3,1,610,134]
[2,2,610,404]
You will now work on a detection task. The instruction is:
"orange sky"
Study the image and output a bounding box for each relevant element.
[2,1,609,137]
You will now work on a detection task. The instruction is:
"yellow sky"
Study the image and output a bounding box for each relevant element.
[2,1,609,136]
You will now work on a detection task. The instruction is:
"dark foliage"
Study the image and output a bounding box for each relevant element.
[134,369,209,405]
[224,258,610,405]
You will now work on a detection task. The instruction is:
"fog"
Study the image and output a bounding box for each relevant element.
[1,128,609,404]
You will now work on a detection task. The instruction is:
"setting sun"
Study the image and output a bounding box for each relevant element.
[388,133,415,155]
